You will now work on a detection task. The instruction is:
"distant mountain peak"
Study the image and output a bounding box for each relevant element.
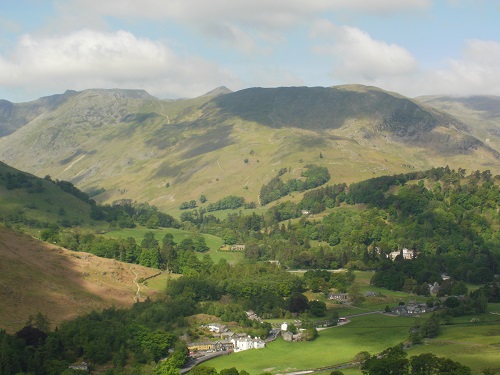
[82,88,157,100]
[334,84,406,98]
[334,84,381,92]
[200,86,233,97]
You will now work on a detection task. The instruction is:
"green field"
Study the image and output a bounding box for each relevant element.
[205,311,500,375]
[407,317,500,374]
[488,303,500,314]
[205,272,500,375]
[206,314,415,374]
[141,272,179,292]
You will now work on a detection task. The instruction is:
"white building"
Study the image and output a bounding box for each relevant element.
[231,336,266,352]
[389,248,415,261]
[253,339,266,349]
[208,323,228,333]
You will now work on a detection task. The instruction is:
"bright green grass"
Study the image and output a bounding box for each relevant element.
[0,179,98,231]
[315,368,363,375]
[406,319,500,374]
[337,369,362,375]
[206,314,414,374]
[207,312,500,375]
[354,270,375,286]
[142,272,179,292]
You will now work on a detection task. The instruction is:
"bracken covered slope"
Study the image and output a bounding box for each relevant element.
[0,225,164,333]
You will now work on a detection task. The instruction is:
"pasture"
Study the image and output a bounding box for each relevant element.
[206,310,500,375]
[407,316,500,374]
[205,271,500,375]
[206,313,415,374]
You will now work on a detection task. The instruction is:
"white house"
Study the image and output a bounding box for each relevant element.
[328,293,349,302]
[208,323,228,333]
[232,336,253,351]
[389,248,415,261]
[253,339,266,349]
[231,336,266,352]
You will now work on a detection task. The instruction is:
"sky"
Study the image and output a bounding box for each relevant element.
[0,0,499,103]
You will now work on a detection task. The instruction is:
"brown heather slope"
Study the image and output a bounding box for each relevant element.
[0,225,166,333]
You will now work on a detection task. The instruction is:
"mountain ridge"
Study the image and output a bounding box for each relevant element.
[1,85,499,211]
[416,94,500,157]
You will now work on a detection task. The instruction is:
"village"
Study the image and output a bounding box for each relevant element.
[184,268,458,362]
[186,309,333,358]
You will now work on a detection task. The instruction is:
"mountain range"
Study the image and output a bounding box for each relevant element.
[1,85,499,211]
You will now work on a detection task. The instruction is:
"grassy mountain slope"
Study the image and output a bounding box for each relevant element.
[416,94,500,154]
[0,161,99,230]
[0,85,499,212]
[0,224,166,333]
[0,90,80,137]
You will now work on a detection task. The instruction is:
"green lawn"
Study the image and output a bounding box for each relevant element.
[206,314,415,374]
[337,369,362,375]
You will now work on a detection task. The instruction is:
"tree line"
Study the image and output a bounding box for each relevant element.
[40,229,208,270]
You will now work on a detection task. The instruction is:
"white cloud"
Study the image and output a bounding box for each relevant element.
[420,39,500,96]
[54,0,430,54]
[312,22,418,81]
[311,31,500,97]
[308,16,500,97]
[61,0,430,27]
[0,29,240,100]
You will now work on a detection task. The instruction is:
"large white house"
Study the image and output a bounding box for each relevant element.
[231,336,266,352]
[389,248,415,261]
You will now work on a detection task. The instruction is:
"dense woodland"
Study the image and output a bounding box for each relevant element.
[185,167,500,289]
[0,299,194,375]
